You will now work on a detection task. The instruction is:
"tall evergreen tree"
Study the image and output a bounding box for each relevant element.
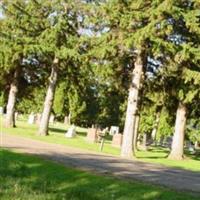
[156,1,200,160]
[28,0,86,135]
[92,0,181,158]
[0,0,32,127]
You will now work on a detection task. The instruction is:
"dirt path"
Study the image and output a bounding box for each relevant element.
[1,133,200,193]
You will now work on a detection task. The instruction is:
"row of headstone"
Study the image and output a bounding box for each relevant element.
[26,113,74,126]
[90,125,120,135]
[86,126,122,148]
[109,126,119,135]
[28,113,55,125]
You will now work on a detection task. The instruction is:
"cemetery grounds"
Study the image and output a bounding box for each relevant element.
[1,115,200,172]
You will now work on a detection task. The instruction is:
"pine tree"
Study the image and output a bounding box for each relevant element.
[0,0,32,127]
[151,0,200,160]
[28,0,86,135]
[92,0,180,158]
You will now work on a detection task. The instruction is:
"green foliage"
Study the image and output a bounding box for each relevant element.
[157,108,173,139]
[187,119,200,143]
[1,0,200,144]
[0,92,5,107]
[16,87,45,114]
[1,150,200,199]
[139,106,155,134]
[53,82,66,117]
[68,88,87,125]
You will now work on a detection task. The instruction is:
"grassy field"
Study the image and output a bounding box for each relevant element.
[1,116,200,172]
[0,149,199,200]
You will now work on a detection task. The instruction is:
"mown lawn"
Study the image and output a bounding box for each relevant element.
[1,116,200,172]
[137,146,200,172]
[0,149,199,200]
[1,117,120,155]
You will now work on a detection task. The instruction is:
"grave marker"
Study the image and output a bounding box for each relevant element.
[86,128,98,143]
[109,126,119,135]
[65,125,76,138]
[112,133,123,148]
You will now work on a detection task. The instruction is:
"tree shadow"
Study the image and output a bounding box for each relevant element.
[49,127,87,137]
[1,149,199,200]
[49,127,66,134]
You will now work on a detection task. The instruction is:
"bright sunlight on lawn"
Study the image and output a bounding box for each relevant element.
[0,149,199,200]
[2,116,200,172]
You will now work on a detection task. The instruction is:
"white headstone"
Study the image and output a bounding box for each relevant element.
[28,113,35,124]
[109,126,119,135]
[65,125,76,138]
[49,115,55,123]
[36,113,42,125]
[188,142,195,153]
[15,112,19,121]
[0,107,3,115]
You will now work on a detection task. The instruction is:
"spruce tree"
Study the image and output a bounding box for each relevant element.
[92,0,180,158]
[28,0,86,135]
[157,1,200,160]
[0,0,31,127]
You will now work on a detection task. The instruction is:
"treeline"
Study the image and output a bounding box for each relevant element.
[0,0,200,160]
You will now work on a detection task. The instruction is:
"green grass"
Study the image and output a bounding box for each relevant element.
[137,146,200,172]
[0,149,199,200]
[1,117,120,155]
[1,116,200,172]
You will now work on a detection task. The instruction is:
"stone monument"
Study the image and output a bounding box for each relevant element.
[0,107,4,115]
[86,128,98,143]
[109,126,119,135]
[65,125,76,138]
[112,133,123,148]
[49,114,55,124]
[28,113,35,124]
[36,113,42,125]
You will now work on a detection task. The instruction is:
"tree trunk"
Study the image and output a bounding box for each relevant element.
[168,102,187,160]
[133,114,140,151]
[151,111,161,144]
[38,58,59,136]
[121,50,145,158]
[5,68,20,128]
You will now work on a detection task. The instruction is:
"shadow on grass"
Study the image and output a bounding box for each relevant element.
[137,156,168,159]
[186,152,200,161]
[146,146,170,153]
[0,150,199,200]
[49,127,88,137]
[49,127,66,134]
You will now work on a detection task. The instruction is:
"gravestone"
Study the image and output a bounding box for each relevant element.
[194,141,200,150]
[49,115,55,124]
[102,127,109,136]
[65,125,76,138]
[15,112,19,121]
[186,141,195,153]
[165,136,173,148]
[86,128,98,143]
[0,107,3,115]
[109,126,119,135]
[112,133,123,148]
[28,113,35,124]
[189,145,195,153]
[36,113,42,125]
[159,135,165,146]
[64,116,69,125]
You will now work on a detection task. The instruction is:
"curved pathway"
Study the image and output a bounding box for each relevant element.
[1,133,200,193]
